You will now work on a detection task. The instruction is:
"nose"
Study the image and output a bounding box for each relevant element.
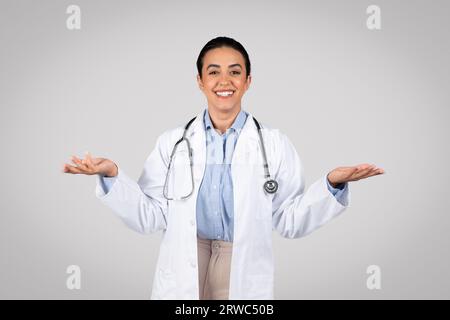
[219,72,231,84]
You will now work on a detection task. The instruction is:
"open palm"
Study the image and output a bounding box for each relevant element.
[62,152,117,176]
[327,163,384,187]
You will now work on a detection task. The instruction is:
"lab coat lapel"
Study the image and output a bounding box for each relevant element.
[229,111,262,299]
[230,110,260,226]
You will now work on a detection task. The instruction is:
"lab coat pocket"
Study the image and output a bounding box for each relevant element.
[153,268,177,299]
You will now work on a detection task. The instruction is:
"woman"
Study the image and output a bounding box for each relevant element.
[63,36,384,300]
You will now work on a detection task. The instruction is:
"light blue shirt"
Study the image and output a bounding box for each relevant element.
[195,108,248,242]
[99,108,348,242]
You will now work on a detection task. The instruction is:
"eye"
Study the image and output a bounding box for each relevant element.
[231,71,241,75]
[209,71,218,75]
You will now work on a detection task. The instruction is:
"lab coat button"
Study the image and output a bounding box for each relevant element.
[190,261,196,268]
[190,220,195,226]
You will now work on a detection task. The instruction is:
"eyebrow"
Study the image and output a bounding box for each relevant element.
[206,63,243,70]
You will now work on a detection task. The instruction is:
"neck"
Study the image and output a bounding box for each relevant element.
[207,105,241,134]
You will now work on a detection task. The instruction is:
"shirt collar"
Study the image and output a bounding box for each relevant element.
[203,107,248,133]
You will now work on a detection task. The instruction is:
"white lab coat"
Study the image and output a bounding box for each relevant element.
[95,109,350,299]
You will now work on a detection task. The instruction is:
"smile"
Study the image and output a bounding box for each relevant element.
[215,90,235,98]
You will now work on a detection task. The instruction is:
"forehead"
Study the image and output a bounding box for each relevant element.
[203,47,245,65]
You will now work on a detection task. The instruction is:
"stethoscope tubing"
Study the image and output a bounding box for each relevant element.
[163,114,278,200]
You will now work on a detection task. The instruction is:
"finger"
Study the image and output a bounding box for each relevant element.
[372,167,385,175]
[84,151,95,169]
[352,165,376,180]
[63,164,84,174]
[356,164,375,174]
[71,158,89,174]
[355,163,373,171]
[72,155,89,171]
[366,166,385,175]
[359,166,386,179]
[62,163,70,173]
[350,164,370,176]
[71,155,82,165]
[359,170,382,180]
[339,166,360,172]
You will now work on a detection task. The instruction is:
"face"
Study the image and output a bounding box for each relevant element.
[197,47,251,114]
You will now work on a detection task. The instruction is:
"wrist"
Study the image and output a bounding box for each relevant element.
[104,162,118,177]
[327,172,339,188]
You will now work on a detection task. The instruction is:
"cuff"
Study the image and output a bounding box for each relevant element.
[325,175,350,207]
[95,169,119,198]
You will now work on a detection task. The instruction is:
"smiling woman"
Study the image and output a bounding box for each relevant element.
[195,37,252,134]
[63,36,384,300]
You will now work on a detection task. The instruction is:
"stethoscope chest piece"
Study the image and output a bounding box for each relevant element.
[264,179,278,194]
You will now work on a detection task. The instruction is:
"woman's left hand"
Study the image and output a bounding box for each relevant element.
[327,163,385,188]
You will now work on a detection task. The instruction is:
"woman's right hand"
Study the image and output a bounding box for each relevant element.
[62,152,118,177]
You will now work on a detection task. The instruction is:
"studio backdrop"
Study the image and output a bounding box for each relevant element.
[0,0,449,299]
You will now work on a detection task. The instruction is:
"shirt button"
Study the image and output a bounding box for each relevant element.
[217,235,221,239]
[213,185,217,190]
[214,243,220,249]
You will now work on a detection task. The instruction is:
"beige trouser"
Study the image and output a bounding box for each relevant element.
[197,237,233,300]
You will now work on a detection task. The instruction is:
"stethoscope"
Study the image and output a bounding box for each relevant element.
[163,115,278,200]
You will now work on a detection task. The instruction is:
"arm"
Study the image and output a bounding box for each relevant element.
[95,134,169,234]
[271,133,350,239]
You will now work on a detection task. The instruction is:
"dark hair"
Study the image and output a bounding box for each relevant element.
[196,36,251,79]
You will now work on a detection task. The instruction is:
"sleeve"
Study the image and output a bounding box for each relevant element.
[94,133,170,234]
[326,179,349,206]
[97,176,117,195]
[271,132,351,239]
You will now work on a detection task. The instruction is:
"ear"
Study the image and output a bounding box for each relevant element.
[197,74,205,92]
[244,74,252,91]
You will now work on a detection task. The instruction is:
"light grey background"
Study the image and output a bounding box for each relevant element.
[1,0,449,299]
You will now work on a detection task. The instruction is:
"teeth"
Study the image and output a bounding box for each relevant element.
[216,91,234,97]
